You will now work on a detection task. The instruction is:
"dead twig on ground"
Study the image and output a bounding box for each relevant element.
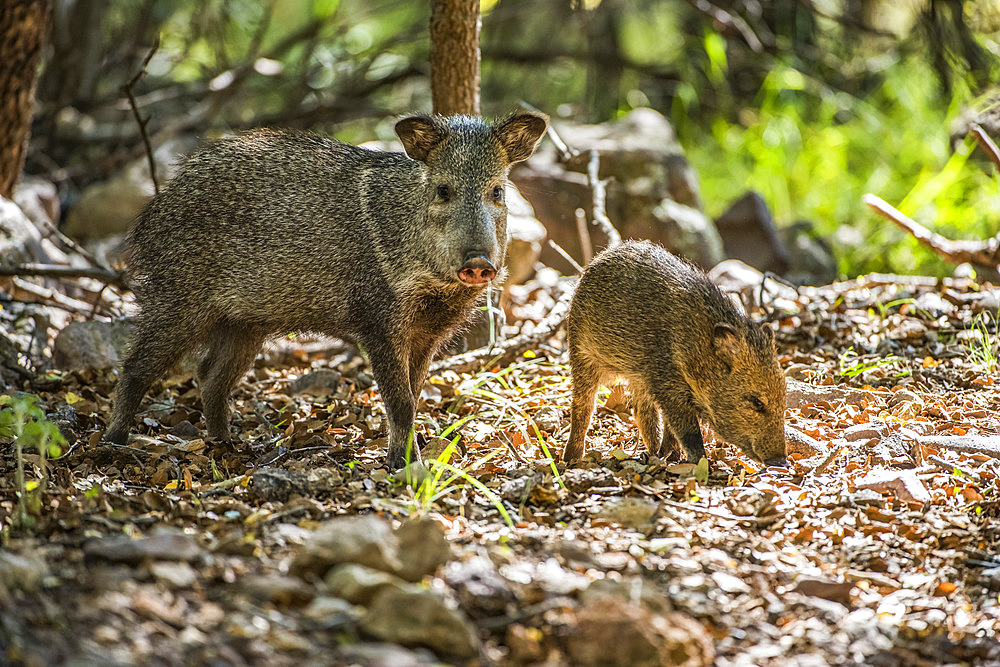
[0,263,128,288]
[122,38,161,195]
[587,150,621,249]
[547,239,584,275]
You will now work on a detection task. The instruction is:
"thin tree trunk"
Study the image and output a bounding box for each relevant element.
[0,0,52,200]
[430,0,481,115]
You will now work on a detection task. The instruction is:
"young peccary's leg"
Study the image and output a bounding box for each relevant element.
[199,324,265,440]
[106,318,195,444]
[565,352,601,462]
[365,337,418,469]
[657,397,706,463]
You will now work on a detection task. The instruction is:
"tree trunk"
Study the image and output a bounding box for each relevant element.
[0,0,52,200]
[430,0,481,115]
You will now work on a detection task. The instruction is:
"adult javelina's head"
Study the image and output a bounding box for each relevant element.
[395,111,548,287]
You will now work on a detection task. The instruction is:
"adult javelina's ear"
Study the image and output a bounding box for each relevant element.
[395,115,447,162]
[493,111,549,165]
[712,322,741,367]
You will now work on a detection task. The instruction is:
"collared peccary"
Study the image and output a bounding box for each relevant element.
[105,111,548,468]
[563,240,787,466]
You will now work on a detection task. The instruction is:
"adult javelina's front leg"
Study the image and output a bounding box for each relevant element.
[365,337,420,469]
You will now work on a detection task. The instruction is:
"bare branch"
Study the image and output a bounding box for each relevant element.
[121,38,161,195]
[587,150,621,249]
[575,208,592,265]
[970,123,1000,173]
[547,239,583,274]
[0,263,129,288]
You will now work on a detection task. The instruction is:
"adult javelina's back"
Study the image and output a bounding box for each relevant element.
[105,112,548,468]
[564,241,787,466]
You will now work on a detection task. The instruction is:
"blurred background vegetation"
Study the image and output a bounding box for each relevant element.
[25,0,1000,278]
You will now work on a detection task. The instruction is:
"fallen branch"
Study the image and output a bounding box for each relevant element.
[970,123,1000,173]
[121,38,161,195]
[0,263,128,287]
[863,193,1000,271]
[575,207,593,265]
[547,239,583,274]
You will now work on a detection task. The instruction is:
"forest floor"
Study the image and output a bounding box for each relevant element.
[1,271,1000,667]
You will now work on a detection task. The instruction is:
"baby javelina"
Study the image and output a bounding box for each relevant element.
[564,241,787,466]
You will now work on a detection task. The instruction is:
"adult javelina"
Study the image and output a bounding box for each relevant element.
[105,112,549,468]
[564,241,787,466]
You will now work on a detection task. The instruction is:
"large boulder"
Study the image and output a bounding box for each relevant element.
[714,191,790,274]
[52,319,135,371]
[511,108,722,271]
[0,197,51,266]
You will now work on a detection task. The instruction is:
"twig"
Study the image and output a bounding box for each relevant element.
[683,0,764,52]
[863,193,1000,270]
[0,263,128,287]
[970,123,1000,173]
[547,239,584,274]
[121,38,161,195]
[808,443,846,476]
[659,498,783,525]
[575,208,593,265]
[916,434,1000,460]
[926,454,981,481]
[587,150,621,248]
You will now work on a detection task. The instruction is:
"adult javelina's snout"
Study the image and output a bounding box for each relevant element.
[105,111,548,469]
[564,241,787,467]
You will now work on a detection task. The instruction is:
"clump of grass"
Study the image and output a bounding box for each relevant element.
[966,310,998,370]
[837,346,910,380]
[0,394,67,531]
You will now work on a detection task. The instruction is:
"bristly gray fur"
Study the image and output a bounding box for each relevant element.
[106,111,548,469]
[564,240,787,466]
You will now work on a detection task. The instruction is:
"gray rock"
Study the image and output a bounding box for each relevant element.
[292,515,402,577]
[0,196,49,266]
[325,563,408,604]
[505,184,546,285]
[251,466,344,503]
[334,642,442,667]
[302,595,364,630]
[441,556,514,618]
[360,586,480,658]
[394,515,454,582]
[52,319,135,371]
[288,368,342,395]
[83,528,203,564]
[0,551,49,593]
[650,199,723,269]
[714,192,789,274]
[12,177,60,232]
[238,574,314,605]
[149,561,197,588]
[779,220,838,285]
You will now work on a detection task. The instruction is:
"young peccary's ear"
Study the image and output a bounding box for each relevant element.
[493,111,549,164]
[395,115,447,162]
[712,322,741,364]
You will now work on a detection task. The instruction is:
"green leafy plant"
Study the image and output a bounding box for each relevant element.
[837,346,909,380]
[966,310,998,370]
[0,394,67,530]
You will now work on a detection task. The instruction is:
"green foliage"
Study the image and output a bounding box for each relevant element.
[0,394,67,531]
[837,346,909,380]
[966,310,999,370]
[679,54,1000,278]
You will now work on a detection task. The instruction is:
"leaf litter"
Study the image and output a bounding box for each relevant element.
[0,272,999,665]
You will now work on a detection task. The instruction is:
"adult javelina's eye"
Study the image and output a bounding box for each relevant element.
[493,185,503,203]
[436,184,450,201]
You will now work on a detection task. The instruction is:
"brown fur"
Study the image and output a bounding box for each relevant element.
[564,241,787,466]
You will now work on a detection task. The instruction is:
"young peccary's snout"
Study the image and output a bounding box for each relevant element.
[105,110,549,469]
[564,241,787,466]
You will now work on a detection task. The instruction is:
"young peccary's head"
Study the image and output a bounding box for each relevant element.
[691,322,787,466]
[395,111,548,287]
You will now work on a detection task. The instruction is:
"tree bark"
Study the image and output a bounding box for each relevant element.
[0,0,52,200]
[430,0,481,116]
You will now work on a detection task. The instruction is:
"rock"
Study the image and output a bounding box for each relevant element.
[291,515,402,577]
[238,574,314,605]
[333,642,441,667]
[0,551,49,593]
[0,196,50,266]
[843,420,889,442]
[52,319,135,371]
[786,379,871,409]
[149,561,197,589]
[505,184,546,285]
[63,137,193,242]
[779,220,838,285]
[562,467,615,493]
[441,556,515,618]
[251,467,343,503]
[714,192,790,274]
[83,529,203,564]
[854,468,931,504]
[511,108,721,271]
[597,497,659,530]
[288,368,342,395]
[792,578,856,606]
[393,515,454,582]
[566,596,714,667]
[360,586,480,658]
[532,406,563,433]
[302,595,364,630]
[12,177,60,232]
[325,564,407,604]
[785,425,825,458]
